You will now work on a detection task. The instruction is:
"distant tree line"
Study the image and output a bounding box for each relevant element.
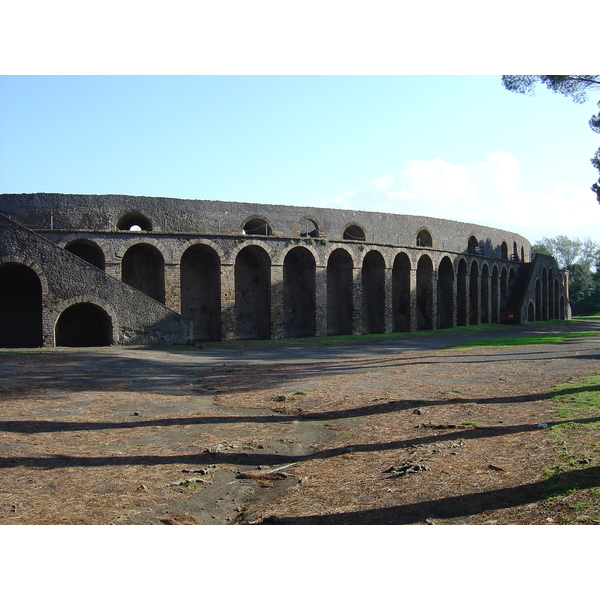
[533,235,600,315]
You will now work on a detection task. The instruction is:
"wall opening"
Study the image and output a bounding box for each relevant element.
[481,264,490,323]
[283,247,316,338]
[327,249,353,335]
[416,229,433,248]
[65,240,105,270]
[416,255,433,330]
[343,224,366,241]
[122,243,165,303]
[501,241,508,260]
[300,219,319,238]
[392,252,411,332]
[0,263,43,348]
[55,303,112,347]
[362,250,385,334]
[491,266,499,323]
[468,236,482,255]
[437,257,455,329]
[180,244,221,341]
[243,218,272,236]
[235,246,271,339]
[117,212,152,232]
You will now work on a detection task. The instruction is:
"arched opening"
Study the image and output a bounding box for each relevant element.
[481,264,490,323]
[121,244,165,303]
[362,250,385,334]
[65,240,105,270]
[300,219,319,238]
[343,224,366,241]
[491,265,500,323]
[469,262,480,325]
[542,268,549,321]
[535,279,542,321]
[180,244,221,341]
[284,247,316,338]
[327,249,353,335]
[437,257,455,329]
[528,301,535,322]
[513,242,519,261]
[416,229,433,248]
[416,255,433,330]
[468,236,481,255]
[553,278,560,319]
[500,267,508,309]
[500,242,508,260]
[235,246,271,340]
[392,252,411,332]
[117,211,152,232]
[55,303,112,347]
[0,263,43,348]
[243,218,272,236]
[457,259,468,326]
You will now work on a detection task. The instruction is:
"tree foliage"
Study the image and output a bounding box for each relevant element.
[502,75,600,202]
[533,235,600,315]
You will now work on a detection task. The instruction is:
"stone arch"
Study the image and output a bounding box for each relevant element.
[299,217,319,238]
[343,223,366,242]
[500,266,509,308]
[481,263,490,323]
[542,267,549,321]
[121,243,165,303]
[513,242,519,261]
[416,254,434,330]
[469,261,480,325]
[283,246,316,338]
[416,228,433,248]
[235,245,271,340]
[392,252,411,332]
[64,239,105,270]
[0,262,43,347]
[468,235,481,255]
[553,277,560,319]
[500,241,508,260]
[528,301,535,322]
[362,250,385,334]
[242,216,273,236]
[180,244,221,341]
[457,258,468,326]
[535,278,542,321]
[327,248,353,335]
[117,210,152,232]
[55,302,112,347]
[437,256,455,329]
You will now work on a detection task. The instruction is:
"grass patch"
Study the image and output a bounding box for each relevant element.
[450,331,596,349]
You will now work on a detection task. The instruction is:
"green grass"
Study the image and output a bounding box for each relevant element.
[450,331,596,349]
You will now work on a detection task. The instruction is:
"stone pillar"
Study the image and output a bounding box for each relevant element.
[431,272,438,331]
[220,263,236,341]
[409,267,417,332]
[384,266,393,334]
[315,265,328,337]
[270,263,285,339]
[352,266,362,335]
[164,263,180,313]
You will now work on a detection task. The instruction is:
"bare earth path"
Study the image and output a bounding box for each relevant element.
[1,320,599,525]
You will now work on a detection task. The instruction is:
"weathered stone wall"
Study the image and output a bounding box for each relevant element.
[0,214,192,346]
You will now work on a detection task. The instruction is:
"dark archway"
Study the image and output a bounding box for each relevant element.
[0,263,43,348]
[327,249,353,335]
[180,244,221,341]
[122,244,165,303]
[300,219,319,238]
[437,257,454,329]
[491,265,500,323]
[243,218,272,236]
[500,242,508,260]
[235,246,271,340]
[362,250,385,334]
[55,303,112,347]
[416,229,433,248]
[283,247,316,338]
[416,254,433,330]
[392,252,411,332]
[65,240,105,270]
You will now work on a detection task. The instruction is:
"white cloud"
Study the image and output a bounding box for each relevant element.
[322,152,600,241]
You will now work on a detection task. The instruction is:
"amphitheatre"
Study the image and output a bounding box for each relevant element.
[0,193,568,347]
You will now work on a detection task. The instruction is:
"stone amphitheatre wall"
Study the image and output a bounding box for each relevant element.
[0,193,567,347]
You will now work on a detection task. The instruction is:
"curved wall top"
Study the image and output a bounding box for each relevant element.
[0,193,531,259]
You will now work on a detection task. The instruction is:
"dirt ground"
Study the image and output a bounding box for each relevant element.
[1,320,600,525]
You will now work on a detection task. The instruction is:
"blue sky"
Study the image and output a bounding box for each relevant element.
[1,4,599,245]
[2,74,598,244]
